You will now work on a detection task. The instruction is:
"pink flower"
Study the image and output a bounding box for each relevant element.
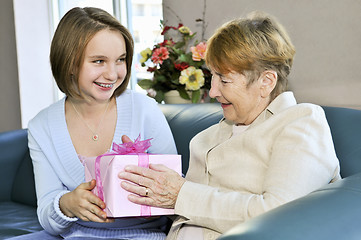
[190,42,207,61]
[151,47,169,65]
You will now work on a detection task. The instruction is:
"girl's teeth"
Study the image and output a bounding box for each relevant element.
[96,83,113,88]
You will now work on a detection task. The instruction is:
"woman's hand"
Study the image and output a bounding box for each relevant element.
[59,179,114,222]
[118,163,186,209]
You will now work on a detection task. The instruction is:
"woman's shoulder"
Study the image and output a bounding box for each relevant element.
[267,103,328,131]
[284,102,325,119]
[268,92,324,117]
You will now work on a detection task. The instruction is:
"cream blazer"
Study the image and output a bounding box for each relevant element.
[166,92,341,240]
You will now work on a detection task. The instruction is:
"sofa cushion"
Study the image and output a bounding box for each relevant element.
[219,172,361,240]
[0,201,42,239]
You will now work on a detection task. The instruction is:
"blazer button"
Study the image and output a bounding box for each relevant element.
[206,233,215,240]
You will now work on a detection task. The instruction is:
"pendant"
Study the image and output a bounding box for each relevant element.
[92,134,99,141]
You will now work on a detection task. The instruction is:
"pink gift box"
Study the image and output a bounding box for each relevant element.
[84,154,182,217]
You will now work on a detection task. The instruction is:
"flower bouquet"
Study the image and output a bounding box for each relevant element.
[138,21,211,103]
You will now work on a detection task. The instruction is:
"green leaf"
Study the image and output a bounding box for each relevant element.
[177,87,190,100]
[137,79,153,89]
[155,74,167,83]
[154,91,164,103]
[174,41,185,49]
[172,47,184,56]
[191,89,200,103]
[178,54,192,63]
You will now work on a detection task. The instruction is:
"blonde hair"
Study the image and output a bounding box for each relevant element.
[50,7,134,98]
[205,11,295,99]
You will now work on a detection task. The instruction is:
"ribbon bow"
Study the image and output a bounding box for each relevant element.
[112,135,152,154]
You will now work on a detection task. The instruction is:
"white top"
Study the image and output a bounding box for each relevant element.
[28,90,177,238]
[232,124,249,136]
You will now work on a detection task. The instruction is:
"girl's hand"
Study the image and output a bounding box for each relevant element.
[59,179,114,222]
[118,163,186,209]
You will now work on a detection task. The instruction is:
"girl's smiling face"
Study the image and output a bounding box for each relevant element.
[78,29,127,103]
[209,69,274,125]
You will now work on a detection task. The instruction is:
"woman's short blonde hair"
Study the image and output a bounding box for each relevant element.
[50,7,134,98]
[205,11,295,100]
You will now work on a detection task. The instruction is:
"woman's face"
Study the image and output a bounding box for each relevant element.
[77,29,127,103]
[209,69,270,125]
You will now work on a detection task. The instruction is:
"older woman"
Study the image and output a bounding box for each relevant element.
[118,11,340,240]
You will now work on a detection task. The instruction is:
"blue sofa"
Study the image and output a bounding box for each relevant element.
[0,103,360,239]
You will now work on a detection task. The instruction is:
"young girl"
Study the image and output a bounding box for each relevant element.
[24,7,176,240]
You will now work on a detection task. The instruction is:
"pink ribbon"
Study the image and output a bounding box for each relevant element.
[137,154,151,216]
[94,135,152,216]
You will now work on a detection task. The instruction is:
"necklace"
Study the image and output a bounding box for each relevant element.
[70,100,111,141]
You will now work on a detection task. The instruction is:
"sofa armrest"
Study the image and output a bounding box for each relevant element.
[219,173,361,240]
[0,129,37,207]
[0,129,28,202]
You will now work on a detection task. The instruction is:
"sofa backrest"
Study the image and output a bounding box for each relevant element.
[159,103,223,174]
[322,106,361,178]
[1,104,360,208]
[160,104,361,178]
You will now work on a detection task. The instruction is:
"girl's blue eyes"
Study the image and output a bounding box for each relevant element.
[93,58,125,64]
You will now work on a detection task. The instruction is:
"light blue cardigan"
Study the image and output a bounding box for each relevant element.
[28,90,177,238]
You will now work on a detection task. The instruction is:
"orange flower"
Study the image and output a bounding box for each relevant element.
[190,42,207,61]
[151,47,169,64]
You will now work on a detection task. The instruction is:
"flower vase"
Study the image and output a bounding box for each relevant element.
[163,90,204,104]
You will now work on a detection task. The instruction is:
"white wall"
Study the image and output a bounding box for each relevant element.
[13,0,57,128]
[163,0,361,109]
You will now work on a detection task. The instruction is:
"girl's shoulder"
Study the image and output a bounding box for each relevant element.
[117,89,156,103]
[28,98,65,130]
[116,90,158,111]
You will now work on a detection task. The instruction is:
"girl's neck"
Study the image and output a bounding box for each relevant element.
[67,97,115,118]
